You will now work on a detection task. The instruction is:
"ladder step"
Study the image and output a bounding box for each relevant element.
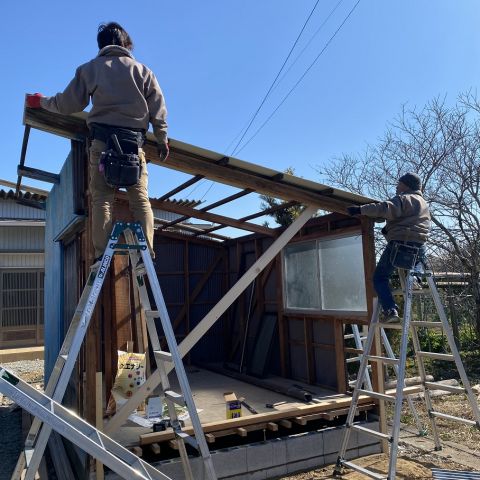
[377,322,403,330]
[417,351,455,361]
[411,321,444,329]
[424,381,466,394]
[145,310,159,319]
[176,430,199,450]
[344,334,367,341]
[430,411,478,427]
[153,350,173,363]
[340,460,387,479]
[350,424,391,441]
[365,355,399,365]
[346,356,362,364]
[357,389,396,402]
[165,390,185,406]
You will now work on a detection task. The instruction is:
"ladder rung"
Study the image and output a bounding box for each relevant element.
[391,289,428,296]
[340,460,387,479]
[377,322,403,330]
[165,390,185,406]
[417,351,455,361]
[357,389,396,402]
[176,431,199,449]
[411,321,444,329]
[430,411,478,426]
[350,424,391,441]
[365,355,399,365]
[424,381,466,394]
[344,334,367,341]
[145,310,159,319]
[346,356,362,364]
[153,350,173,363]
[60,354,68,362]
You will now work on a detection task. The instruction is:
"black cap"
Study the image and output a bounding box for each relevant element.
[399,172,422,191]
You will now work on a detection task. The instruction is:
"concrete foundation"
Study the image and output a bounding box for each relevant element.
[104,420,381,480]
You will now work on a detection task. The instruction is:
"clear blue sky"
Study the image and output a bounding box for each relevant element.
[2,1,479,228]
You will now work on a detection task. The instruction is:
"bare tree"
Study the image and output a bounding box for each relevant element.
[318,94,480,341]
[260,167,305,227]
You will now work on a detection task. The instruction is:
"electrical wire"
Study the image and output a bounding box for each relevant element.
[235,0,362,156]
[229,0,322,157]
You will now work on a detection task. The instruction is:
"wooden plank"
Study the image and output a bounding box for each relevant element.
[157,174,204,201]
[267,422,278,431]
[105,206,317,435]
[139,392,375,445]
[279,419,292,429]
[334,318,348,393]
[205,433,216,444]
[239,201,299,222]
[293,416,307,426]
[95,372,104,480]
[17,165,60,184]
[236,427,248,437]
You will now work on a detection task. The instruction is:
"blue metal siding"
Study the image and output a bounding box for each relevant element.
[44,152,76,380]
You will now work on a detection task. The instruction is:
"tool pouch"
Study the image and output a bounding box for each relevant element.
[99,128,143,188]
[390,242,419,270]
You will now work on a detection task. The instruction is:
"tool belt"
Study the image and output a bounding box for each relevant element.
[390,241,421,270]
[90,123,146,188]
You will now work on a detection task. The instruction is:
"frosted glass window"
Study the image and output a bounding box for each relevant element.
[318,235,367,311]
[284,242,320,310]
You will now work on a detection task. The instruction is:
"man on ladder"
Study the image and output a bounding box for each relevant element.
[347,172,431,322]
[26,21,169,267]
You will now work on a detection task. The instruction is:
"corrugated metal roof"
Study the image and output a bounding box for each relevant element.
[432,469,480,479]
[0,189,47,202]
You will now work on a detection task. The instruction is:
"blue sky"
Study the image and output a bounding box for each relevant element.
[2,1,480,229]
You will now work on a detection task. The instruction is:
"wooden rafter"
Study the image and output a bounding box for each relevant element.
[150,198,275,237]
[159,188,253,230]
[158,174,204,201]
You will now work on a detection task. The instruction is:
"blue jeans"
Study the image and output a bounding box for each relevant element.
[373,241,425,312]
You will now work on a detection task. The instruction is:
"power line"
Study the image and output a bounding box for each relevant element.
[235,0,362,156]
[229,0,322,157]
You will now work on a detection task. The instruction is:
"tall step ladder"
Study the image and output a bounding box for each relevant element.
[6,222,217,480]
[344,323,423,433]
[334,258,480,480]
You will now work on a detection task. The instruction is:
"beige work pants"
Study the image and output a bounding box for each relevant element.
[88,139,154,259]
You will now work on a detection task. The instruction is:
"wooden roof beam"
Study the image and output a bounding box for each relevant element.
[158,188,253,231]
[150,199,276,237]
[154,218,228,241]
[157,174,204,201]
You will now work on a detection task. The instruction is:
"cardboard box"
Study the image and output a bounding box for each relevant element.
[224,392,242,419]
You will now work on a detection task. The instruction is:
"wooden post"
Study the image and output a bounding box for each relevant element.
[95,372,104,480]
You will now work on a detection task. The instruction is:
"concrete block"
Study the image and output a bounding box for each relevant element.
[358,442,382,457]
[246,441,274,471]
[211,445,248,477]
[285,431,323,463]
[322,424,357,455]
[355,420,380,447]
[265,465,288,479]
[286,455,325,474]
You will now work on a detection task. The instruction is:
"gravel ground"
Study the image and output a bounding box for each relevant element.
[0,359,44,480]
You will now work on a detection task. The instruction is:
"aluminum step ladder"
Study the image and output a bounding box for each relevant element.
[0,368,171,480]
[7,222,217,480]
[344,323,423,433]
[334,260,480,480]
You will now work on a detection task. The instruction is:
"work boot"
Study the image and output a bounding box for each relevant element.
[383,308,401,324]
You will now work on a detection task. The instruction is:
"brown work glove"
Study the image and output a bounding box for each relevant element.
[157,142,169,162]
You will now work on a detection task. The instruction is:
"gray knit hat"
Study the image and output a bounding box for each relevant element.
[399,172,422,191]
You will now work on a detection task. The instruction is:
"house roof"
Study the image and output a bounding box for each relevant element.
[20,107,376,237]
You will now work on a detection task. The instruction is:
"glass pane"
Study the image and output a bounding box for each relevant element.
[319,235,367,311]
[284,242,320,310]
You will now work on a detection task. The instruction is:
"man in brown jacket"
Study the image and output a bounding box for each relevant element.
[26,22,168,266]
[347,173,430,322]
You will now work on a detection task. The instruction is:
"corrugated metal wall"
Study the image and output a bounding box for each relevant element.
[0,226,45,251]
[0,198,46,220]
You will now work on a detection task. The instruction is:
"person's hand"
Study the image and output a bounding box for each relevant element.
[157,142,169,162]
[346,206,361,216]
[26,93,44,109]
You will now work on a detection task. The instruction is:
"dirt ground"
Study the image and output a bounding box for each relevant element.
[2,360,480,480]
